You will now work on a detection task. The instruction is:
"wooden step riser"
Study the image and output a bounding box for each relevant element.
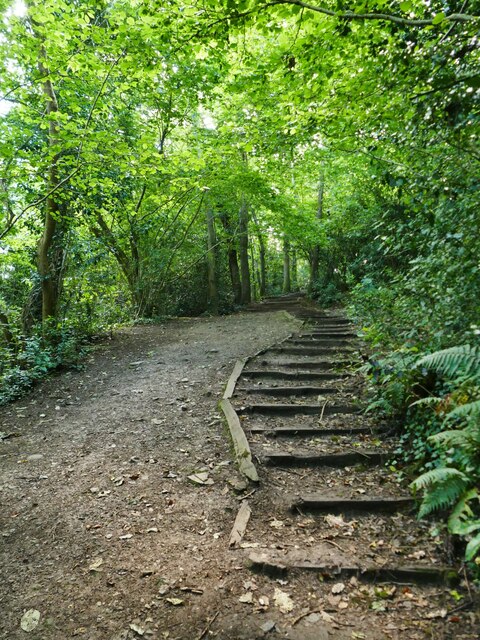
[250,426,379,437]
[291,497,414,515]
[238,404,360,416]
[243,371,351,381]
[248,555,457,585]
[242,387,340,397]
[256,361,352,371]
[268,347,356,356]
[298,331,358,340]
[287,339,354,347]
[264,451,385,467]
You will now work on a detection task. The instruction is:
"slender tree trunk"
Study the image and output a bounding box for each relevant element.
[291,249,298,290]
[250,245,257,301]
[251,210,267,297]
[37,52,62,321]
[282,238,291,294]
[205,208,219,313]
[309,172,324,289]
[219,212,242,304]
[238,198,251,304]
[259,238,266,297]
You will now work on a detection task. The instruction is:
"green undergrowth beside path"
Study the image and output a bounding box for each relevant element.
[349,291,480,573]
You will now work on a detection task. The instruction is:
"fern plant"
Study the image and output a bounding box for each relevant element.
[411,344,480,565]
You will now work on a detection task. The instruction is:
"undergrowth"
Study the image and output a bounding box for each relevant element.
[0,321,89,406]
[351,290,480,572]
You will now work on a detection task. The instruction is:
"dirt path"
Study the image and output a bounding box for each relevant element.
[0,307,477,639]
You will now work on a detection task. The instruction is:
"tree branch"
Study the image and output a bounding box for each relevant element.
[270,0,478,26]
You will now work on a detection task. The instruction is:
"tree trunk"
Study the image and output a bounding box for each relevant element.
[259,238,266,297]
[282,238,291,294]
[37,51,63,321]
[251,210,267,297]
[205,207,219,314]
[309,172,324,289]
[219,212,242,304]
[291,249,298,290]
[238,198,251,304]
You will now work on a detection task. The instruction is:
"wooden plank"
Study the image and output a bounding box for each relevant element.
[268,346,355,356]
[287,338,354,347]
[252,360,352,371]
[250,425,379,437]
[243,386,339,396]
[291,496,414,514]
[238,403,361,416]
[219,398,259,483]
[243,370,351,381]
[228,500,252,548]
[223,358,247,399]
[248,552,457,585]
[263,450,386,467]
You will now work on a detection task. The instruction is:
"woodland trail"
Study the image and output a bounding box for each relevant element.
[0,302,478,639]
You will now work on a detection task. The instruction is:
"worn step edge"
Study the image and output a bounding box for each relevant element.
[254,361,353,371]
[223,358,247,400]
[240,386,340,396]
[243,370,351,380]
[219,398,259,483]
[291,495,414,514]
[263,450,386,467]
[268,347,356,356]
[237,403,361,416]
[250,426,381,437]
[287,339,355,346]
[247,552,457,585]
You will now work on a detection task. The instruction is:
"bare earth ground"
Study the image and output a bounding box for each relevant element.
[0,311,478,640]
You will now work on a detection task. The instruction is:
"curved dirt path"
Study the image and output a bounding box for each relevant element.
[0,311,302,640]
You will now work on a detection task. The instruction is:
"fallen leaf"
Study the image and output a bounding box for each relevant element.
[270,518,284,529]
[426,609,447,619]
[332,582,345,594]
[20,609,40,632]
[165,598,184,606]
[88,558,104,572]
[188,472,214,486]
[129,623,145,636]
[273,587,294,613]
[239,592,254,604]
[258,596,270,607]
[119,534,133,540]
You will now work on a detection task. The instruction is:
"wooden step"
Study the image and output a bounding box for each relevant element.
[241,386,340,396]
[263,450,385,467]
[238,403,361,416]
[291,495,414,514]
[243,370,351,381]
[256,360,352,370]
[250,425,379,437]
[268,346,355,356]
[299,331,356,338]
[287,338,354,347]
[248,552,457,585]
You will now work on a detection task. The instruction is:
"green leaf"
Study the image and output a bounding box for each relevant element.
[432,12,446,24]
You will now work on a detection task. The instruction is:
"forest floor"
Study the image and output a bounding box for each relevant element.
[0,309,478,640]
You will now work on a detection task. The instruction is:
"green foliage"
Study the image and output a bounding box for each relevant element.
[0,322,88,405]
[407,345,480,565]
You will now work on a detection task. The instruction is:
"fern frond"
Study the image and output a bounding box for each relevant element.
[417,478,468,518]
[410,467,468,491]
[465,532,480,562]
[410,396,442,407]
[448,489,480,534]
[446,399,480,421]
[417,345,480,380]
[430,429,474,447]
